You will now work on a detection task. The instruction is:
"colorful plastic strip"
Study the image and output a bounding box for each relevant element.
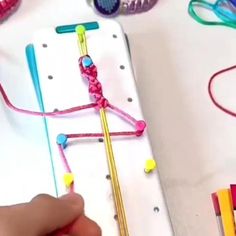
[55,21,99,34]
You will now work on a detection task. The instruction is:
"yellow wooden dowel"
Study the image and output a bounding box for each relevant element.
[76,24,130,236]
[76,25,88,56]
[100,108,129,236]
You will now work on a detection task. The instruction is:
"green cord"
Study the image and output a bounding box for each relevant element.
[188,0,236,28]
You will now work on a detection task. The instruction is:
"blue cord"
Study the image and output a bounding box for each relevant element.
[214,0,236,22]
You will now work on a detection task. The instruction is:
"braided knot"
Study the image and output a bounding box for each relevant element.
[79,56,108,109]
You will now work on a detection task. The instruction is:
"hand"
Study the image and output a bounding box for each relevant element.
[0,193,101,236]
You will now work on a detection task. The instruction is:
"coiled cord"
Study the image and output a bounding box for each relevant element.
[188,0,236,29]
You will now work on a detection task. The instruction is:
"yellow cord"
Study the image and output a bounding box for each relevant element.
[76,25,88,55]
[100,108,129,236]
[76,24,129,236]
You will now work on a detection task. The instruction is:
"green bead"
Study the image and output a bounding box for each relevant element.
[76,25,86,35]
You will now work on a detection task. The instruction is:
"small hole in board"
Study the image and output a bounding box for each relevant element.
[114,214,118,220]
[106,175,111,180]
[48,75,53,80]
[154,207,160,213]
[42,44,48,48]
[53,108,59,112]
[113,34,117,38]
[98,138,104,143]
[127,97,133,102]
[120,65,125,70]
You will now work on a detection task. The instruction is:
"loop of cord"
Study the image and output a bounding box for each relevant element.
[188,0,236,28]
[208,64,236,117]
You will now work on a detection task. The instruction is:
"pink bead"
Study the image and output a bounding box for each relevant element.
[136,120,146,133]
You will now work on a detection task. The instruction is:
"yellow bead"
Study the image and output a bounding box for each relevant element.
[76,25,86,35]
[63,173,74,188]
[145,159,157,173]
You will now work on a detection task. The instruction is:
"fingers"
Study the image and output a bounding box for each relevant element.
[0,193,84,236]
[29,193,84,235]
[69,215,102,236]
[0,193,102,236]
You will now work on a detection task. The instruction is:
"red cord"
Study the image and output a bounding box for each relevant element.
[208,64,236,117]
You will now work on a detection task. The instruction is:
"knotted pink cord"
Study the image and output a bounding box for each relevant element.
[79,56,108,109]
[0,54,147,198]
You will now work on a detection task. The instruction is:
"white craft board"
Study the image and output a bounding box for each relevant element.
[0,66,56,204]
[28,20,173,235]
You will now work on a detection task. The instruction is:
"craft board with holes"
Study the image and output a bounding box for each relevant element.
[28,20,173,236]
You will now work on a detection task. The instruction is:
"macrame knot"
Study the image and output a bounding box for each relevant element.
[79,55,108,109]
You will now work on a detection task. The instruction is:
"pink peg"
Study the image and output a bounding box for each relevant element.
[135,120,146,136]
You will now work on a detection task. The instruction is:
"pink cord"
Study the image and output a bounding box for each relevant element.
[67,131,138,139]
[79,56,108,109]
[208,64,236,118]
[58,144,74,193]
[58,144,72,173]
[0,83,96,117]
[0,0,21,21]
[56,54,147,194]
[108,103,137,124]
[0,53,147,197]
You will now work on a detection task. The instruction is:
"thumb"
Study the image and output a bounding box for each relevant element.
[69,215,102,236]
[1,193,84,236]
[29,193,84,235]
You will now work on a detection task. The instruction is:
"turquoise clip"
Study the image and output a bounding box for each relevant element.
[55,21,99,34]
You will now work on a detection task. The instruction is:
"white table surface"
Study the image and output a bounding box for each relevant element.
[1,0,236,235]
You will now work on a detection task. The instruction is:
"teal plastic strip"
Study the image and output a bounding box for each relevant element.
[25,44,59,197]
[55,21,99,34]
